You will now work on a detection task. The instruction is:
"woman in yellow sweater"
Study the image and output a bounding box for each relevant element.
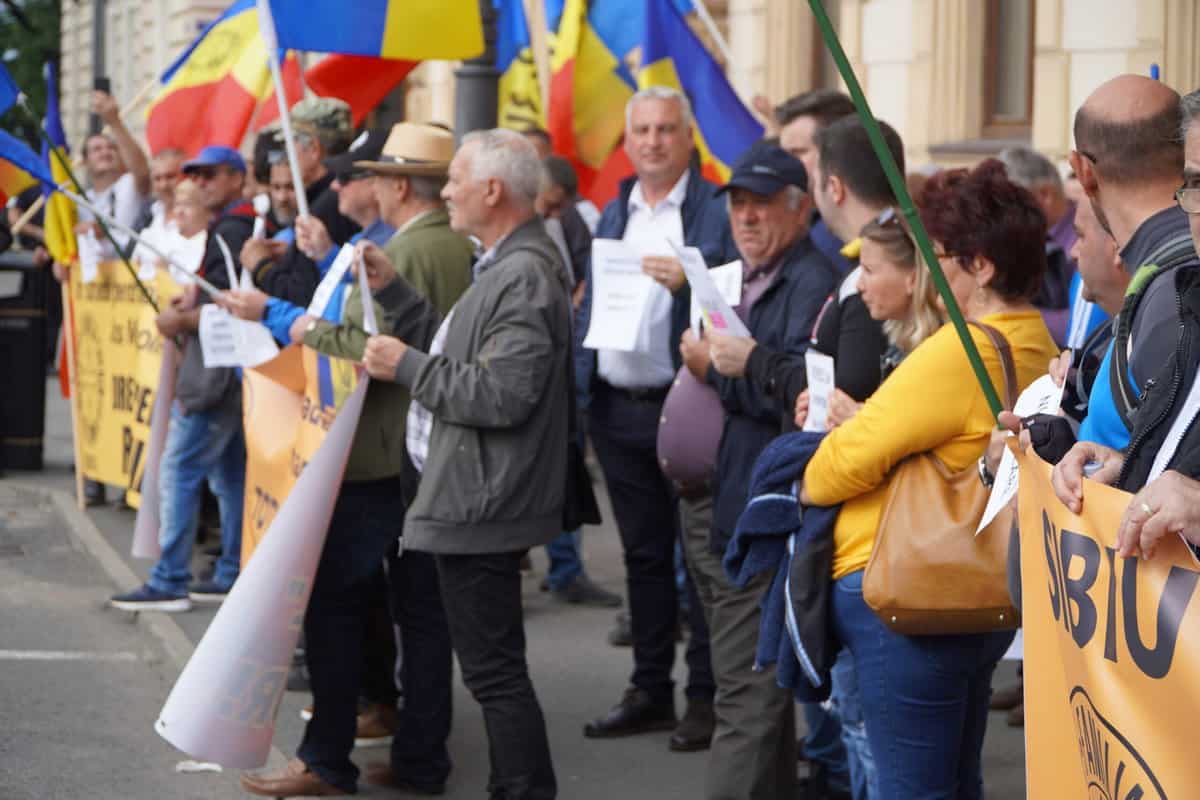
[797,160,1060,799]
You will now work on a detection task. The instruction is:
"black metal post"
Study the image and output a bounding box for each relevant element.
[453,0,499,140]
[89,0,106,134]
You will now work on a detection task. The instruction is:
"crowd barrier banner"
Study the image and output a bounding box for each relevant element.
[67,260,182,503]
[156,357,367,768]
[1017,449,1200,799]
[239,344,359,564]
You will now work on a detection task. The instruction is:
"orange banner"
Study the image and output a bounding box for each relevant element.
[1017,450,1200,799]
[240,344,358,563]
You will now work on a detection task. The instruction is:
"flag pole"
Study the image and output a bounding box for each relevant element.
[60,281,86,510]
[10,193,45,237]
[255,0,310,219]
[522,0,552,120]
[807,0,1003,418]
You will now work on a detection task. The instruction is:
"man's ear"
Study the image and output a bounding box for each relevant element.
[829,174,846,206]
[1070,151,1100,197]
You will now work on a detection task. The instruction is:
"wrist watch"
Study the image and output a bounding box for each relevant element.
[303,318,320,335]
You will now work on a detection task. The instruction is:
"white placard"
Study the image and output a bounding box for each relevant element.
[199,305,279,369]
[356,249,378,336]
[802,350,836,433]
[977,374,1066,534]
[308,244,356,317]
[76,230,102,284]
[581,239,655,352]
[672,242,751,338]
[690,260,742,334]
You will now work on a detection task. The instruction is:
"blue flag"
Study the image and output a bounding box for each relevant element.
[0,63,20,116]
[0,129,55,186]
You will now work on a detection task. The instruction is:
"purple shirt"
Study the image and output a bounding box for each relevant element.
[1049,201,1078,258]
[656,259,782,492]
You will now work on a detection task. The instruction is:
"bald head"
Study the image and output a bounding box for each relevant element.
[1073,75,1182,185]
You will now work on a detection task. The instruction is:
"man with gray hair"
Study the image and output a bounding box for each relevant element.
[576,84,732,750]
[361,128,570,800]
[998,145,1079,344]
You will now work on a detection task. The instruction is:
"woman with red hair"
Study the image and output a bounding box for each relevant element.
[794,160,1059,797]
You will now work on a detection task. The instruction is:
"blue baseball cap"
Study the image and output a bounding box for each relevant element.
[182,145,247,175]
[718,141,808,197]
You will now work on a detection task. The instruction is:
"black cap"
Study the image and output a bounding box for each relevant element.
[718,141,808,197]
[324,128,389,181]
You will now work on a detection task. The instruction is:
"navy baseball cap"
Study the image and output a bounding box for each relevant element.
[718,141,808,197]
[183,145,247,175]
[325,128,389,181]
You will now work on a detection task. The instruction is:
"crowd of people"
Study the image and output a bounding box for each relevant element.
[9,70,1200,800]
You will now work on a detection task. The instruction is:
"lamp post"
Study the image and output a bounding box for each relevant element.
[453,0,499,140]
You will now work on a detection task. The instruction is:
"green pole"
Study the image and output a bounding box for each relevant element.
[15,96,160,314]
[808,0,1004,418]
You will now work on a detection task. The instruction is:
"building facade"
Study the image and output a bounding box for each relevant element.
[60,0,1200,169]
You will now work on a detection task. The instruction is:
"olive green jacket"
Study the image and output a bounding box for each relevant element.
[383,207,473,318]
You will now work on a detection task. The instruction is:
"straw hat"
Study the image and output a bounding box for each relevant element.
[354,122,455,176]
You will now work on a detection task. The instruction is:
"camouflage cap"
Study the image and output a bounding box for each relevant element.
[290,96,352,137]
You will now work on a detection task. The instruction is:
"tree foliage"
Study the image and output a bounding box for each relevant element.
[0,0,61,146]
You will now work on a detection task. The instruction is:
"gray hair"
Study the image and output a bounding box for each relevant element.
[408,174,447,202]
[725,184,806,214]
[997,146,1063,193]
[624,85,694,131]
[462,128,541,207]
[1182,90,1200,140]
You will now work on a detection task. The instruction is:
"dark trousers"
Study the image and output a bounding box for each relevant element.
[436,551,556,800]
[361,571,400,708]
[299,478,452,793]
[588,382,715,703]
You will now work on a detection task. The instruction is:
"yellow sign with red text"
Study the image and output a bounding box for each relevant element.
[1017,450,1200,799]
[67,261,183,502]
[240,344,358,563]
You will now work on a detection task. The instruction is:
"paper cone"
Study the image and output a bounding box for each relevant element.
[131,340,179,559]
[154,379,368,768]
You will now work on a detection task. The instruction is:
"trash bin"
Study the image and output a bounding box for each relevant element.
[0,250,48,470]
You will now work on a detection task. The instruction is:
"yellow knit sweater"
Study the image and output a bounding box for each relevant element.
[804,310,1059,579]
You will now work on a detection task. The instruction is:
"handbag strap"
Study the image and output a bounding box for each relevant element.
[968,321,1018,411]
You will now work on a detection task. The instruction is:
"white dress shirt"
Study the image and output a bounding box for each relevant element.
[596,171,689,389]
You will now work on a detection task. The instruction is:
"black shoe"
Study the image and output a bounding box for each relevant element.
[668,699,714,752]
[798,763,851,800]
[607,610,632,647]
[583,688,675,738]
[552,575,622,607]
[796,739,809,763]
[84,480,106,507]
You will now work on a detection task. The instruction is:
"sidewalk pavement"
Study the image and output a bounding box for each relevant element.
[0,376,1028,798]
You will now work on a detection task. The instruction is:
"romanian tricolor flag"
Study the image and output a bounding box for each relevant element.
[0,160,35,208]
[266,0,483,60]
[145,0,302,156]
[638,0,762,186]
[254,54,419,131]
[41,61,76,267]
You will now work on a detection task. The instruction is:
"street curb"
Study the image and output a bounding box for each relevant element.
[9,480,290,766]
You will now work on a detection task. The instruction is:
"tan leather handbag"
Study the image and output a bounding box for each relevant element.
[863,322,1021,636]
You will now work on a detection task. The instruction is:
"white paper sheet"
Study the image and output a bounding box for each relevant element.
[77,230,102,284]
[199,305,279,369]
[581,239,655,352]
[977,374,1066,534]
[308,244,356,317]
[690,260,742,334]
[802,351,836,433]
[672,242,750,338]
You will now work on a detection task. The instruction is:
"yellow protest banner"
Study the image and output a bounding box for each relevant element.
[241,344,359,564]
[1017,450,1200,799]
[67,261,183,501]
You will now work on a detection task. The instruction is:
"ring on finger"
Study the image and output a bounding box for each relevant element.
[1141,502,1155,518]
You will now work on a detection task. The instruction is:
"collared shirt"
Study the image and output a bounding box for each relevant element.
[597,170,689,390]
[79,172,148,254]
[406,308,455,473]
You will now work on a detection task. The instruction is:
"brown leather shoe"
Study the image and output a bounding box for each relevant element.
[240,758,345,797]
[989,682,1023,711]
[355,702,398,748]
[1007,702,1024,727]
[668,699,714,752]
[365,762,446,795]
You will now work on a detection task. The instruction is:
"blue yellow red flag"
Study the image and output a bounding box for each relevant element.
[638,0,762,185]
[42,62,77,266]
[0,63,19,116]
[0,130,54,186]
[266,0,483,60]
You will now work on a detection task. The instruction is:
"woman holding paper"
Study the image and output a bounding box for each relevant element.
[794,161,1059,797]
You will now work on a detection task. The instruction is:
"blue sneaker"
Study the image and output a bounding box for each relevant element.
[110,583,192,612]
[188,580,231,604]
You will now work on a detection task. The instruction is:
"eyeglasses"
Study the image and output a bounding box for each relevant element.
[1176,186,1200,215]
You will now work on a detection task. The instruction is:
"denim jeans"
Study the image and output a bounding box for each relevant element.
[830,646,877,799]
[149,402,245,594]
[833,570,1013,799]
[800,701,850,793]
[544,529,583,591]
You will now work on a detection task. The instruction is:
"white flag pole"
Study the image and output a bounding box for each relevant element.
[255,0,309,219]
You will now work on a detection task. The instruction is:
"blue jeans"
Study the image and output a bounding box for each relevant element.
[544,528,583,591]
[149,402,245,595]
[830,646,878,799]
[801,700,850,794]
[833,570,1013,799]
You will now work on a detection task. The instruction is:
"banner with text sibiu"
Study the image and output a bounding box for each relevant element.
[1016,450,1200,800]
[67,260,183,503]
[240,343,359,565]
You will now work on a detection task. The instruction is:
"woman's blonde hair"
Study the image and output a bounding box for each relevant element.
[859,213,944,354]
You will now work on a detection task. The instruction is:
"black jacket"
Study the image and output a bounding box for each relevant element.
[1118,266,1200,491]
[574,168,738,410]
[709,236,840,552]
[252,172,359,305]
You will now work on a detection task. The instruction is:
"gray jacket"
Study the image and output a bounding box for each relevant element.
[394,217,571,554]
